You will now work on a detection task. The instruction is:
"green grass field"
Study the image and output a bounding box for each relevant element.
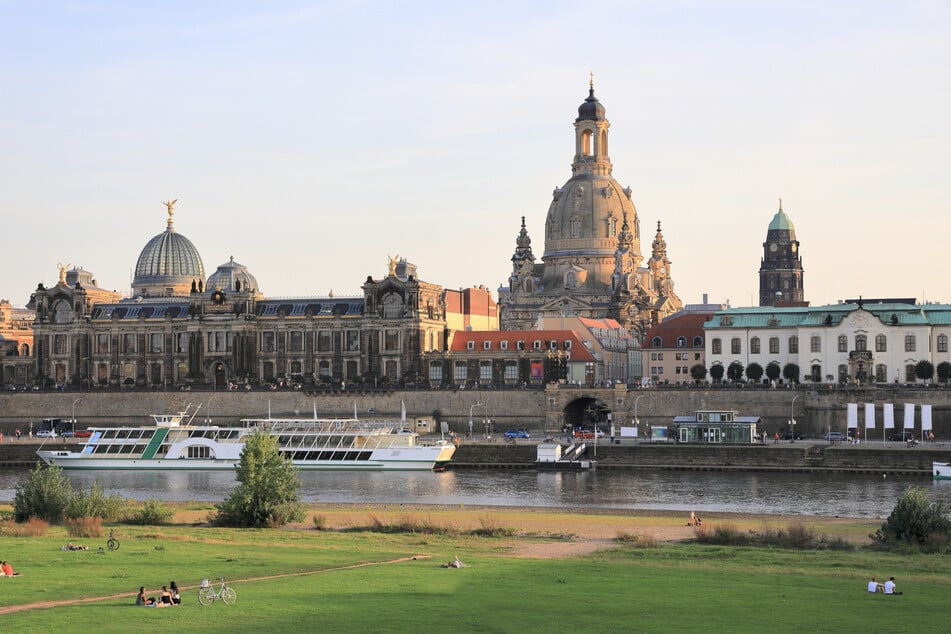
[0,517,948,633]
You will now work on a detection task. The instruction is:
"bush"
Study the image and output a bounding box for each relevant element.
[13,463,73,523]
[873,486,951,550]
[214,431,304,528]
[129,499,175,525]
[65,480,127,521]
[65,516,104,538]
[7,516,50,537]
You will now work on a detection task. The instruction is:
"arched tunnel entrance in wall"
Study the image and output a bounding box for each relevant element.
[562,396,611,433]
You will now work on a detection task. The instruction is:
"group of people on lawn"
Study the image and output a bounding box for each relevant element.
[136,582,181,607]
[868,577,902,595]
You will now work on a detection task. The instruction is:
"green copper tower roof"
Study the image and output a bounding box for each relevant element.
[768,199,795,231]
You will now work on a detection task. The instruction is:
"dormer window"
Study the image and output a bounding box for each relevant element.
[483,341,491,350]
[564,340,572,349]
[517,340,525,350]
[550,340,558,350]
[652,336,663,348]
[533,340,542,350]
[500,341,508,350]
[466,341,474,350]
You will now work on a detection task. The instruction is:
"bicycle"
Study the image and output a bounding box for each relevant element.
[198,578,236,606]
[106,529,119,551]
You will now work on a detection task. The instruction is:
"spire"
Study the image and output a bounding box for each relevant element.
[512,216,535,264]
[652,221,667,258]
[617,211,633,251]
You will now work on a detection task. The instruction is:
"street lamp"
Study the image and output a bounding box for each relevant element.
[790,394,800,443]
[71,398,81,436]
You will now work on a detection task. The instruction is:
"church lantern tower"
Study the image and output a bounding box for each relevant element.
[759,199,804,306]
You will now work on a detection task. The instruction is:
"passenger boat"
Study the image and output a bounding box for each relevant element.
[934,462,951,480]
[36,407,456,471]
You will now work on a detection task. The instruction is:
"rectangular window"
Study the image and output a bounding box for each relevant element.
[124,333,136,353]
[480,362,492,381]
[504,361,518,380]
[317,331,332,352]
[176,333,188,353]
[385,329,400,351]
[750,338,760,354]
[429,364,443,381]
[346,330,360,351]
[289,331,303,352]
[810,336,821,353]
[55,334,67,354]
[454,361,467,381]
[97,334,110,354]
[262,332,275,353]
[788,337,798,354]
[769,337,779,354]
[150,333,163,353]
[731,338,741,354]
[712,339,722,355]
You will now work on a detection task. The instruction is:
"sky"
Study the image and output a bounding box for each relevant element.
[2,1,949,310]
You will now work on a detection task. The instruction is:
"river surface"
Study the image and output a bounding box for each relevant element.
[1,468,947,518]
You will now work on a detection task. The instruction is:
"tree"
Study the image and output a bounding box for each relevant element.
[727,361,744,383]
[745,363,764,383]
[689,364,707,384]
[873,486,951,550]
[709,364,724,383]
[783,363,800,384]
[214,431,303,528]
[13,462,73,523]
[765,362,782,383]
[938,361,951,384]
[915,360,935,383]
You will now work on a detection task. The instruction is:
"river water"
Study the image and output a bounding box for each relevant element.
[1,468,946,518]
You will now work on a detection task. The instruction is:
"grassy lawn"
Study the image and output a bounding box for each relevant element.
[0,515,948,633]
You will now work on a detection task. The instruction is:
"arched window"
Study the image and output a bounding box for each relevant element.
[938,334,948,353]
[838,364,848,382]
[731,338,741,354]
[382,294,403,319]
[837,335,848,353]
[855,334,867,352]
[769,337,779,354]
[875,364,887,382]
[750,337,760,354]
[788,336,798,353]
[581,129,593,155]
[693,336,703,347]
[810,335,821,353]
[905,364,916,382]
[810,364,822,382]
[53,300,72,324]
[676,336,686,348]
[875,334,887,352]
[904,334,916,352]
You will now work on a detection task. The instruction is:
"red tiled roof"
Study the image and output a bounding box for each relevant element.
[642,312,714,348]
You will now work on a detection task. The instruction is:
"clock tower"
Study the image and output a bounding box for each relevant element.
[758,199,804,306]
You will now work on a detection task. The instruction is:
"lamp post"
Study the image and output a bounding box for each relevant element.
[71,398,81,436]
[790,394,800,443]
[634,394,645,442]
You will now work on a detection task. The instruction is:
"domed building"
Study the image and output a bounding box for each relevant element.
[758,199,804,306]
[132,202,205,298]
[499,83,682,336]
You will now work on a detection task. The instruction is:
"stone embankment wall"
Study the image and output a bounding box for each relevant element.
[2,386,950,439]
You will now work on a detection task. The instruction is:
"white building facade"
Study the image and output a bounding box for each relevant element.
[704,300,951,384]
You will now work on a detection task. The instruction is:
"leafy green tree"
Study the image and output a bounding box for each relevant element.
[689,364,707,384]
[215,431,303,528]
[783,363,800,384]
[745,363,764,383]
[13,462,73,523]
[915,360,935,383]
[765,362,781,383]
[709,364,724,383]
[938,361,951,384]
[727,361,744,383]
[873,486,951,550]
[65,480,126,521]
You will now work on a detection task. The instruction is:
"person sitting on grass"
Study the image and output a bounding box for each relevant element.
[160,585,173,606]
[1,561,18,576]
[170,581,181,605]
[884,577,902,595]
[136,587,156,606]
[867,577,883,593]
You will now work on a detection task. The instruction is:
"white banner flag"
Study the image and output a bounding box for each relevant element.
[904,403,915,430]
[865,403,876,429]
[922,404,933,431]
[883,403,894,429]
[847,403,858,429]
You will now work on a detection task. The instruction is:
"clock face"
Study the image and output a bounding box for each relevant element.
[769,243,778,253]
[791,243,798,252]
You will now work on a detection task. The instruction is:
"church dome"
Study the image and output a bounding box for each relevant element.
[768,208,795,232]
[132,204,205,297]
[576,86,605,121]
[206,256,260,294]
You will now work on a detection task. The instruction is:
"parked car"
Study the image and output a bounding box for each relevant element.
[58,430,74,438]
[888,431,915,442]
[573,428,604,439]
[73,430,92,438]
[504,428,531,439]
[781,431,805,440]
[824,431,847,441]
[36,430,56,439]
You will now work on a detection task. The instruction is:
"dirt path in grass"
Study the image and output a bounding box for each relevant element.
[0,555,430,615]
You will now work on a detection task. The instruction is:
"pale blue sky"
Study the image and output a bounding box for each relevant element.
[2,1,949,309]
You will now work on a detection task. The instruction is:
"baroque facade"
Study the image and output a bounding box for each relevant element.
[705,299,951,385]
[28,207,492,389]
[498,84,682,337]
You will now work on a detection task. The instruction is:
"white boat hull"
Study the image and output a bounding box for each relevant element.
[934,462,951,480]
